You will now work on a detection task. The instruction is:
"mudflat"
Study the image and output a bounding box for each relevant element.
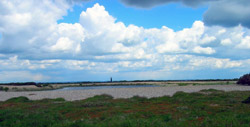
[1,84,250,101]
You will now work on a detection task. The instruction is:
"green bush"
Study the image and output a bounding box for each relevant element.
[237,73,250,85]
[6,96,30,103]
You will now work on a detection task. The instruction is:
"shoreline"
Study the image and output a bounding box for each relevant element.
[0,80,236,92]
[1,84,250,101]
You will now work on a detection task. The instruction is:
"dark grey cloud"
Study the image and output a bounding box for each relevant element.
[203,0,250,28]
[120,0,174,8]
[120,0,216,8]
[120,0,250,28]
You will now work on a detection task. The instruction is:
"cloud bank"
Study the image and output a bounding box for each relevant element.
[0,0,250,82]
[120,0,214,8]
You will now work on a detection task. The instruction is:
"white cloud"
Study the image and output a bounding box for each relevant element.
[193,46,215,55]
[237,36,250,49]
[118,24,144,46]
[64,60,95,70]
[1,2,250,61]
[154,21,216,54]
[200,35,216,44]
[80,3,116,32]
[221,38,232,46]
[188,57,243,69]
[0,2,250,81]
[218,29,226,35]
[51,37,74,51]
[177,21,205,43]
[0,71,49,82]
[156,42,183,53]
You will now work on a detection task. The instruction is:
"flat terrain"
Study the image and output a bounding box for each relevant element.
[1,84,250,101]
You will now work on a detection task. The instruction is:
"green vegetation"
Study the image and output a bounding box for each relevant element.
[177,83,189,86]
[6,96,30,103]
[1,90,250,127]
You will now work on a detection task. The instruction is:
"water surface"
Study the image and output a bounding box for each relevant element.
[55,85,159,91]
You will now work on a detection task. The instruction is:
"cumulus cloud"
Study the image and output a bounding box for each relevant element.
[193,46,215,55]
[237,36,250,49]
[188,57,243,69]
[0,1,250,81]
[1,2,249,61]
[221,38,232,46]
[0,0,69,53]
[79,3,147,57]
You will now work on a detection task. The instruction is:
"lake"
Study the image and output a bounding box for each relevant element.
[54,85,159,91]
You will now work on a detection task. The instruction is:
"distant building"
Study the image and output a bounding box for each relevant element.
[110,77,112,82]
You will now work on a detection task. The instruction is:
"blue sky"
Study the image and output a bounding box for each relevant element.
[0,0,250,82]
[59,0,207,30]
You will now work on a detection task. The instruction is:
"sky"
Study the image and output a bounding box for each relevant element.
[0,0,250,82]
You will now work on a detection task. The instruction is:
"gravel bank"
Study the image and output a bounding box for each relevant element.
[1,85,250,101]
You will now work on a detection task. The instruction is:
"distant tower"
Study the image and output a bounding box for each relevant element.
[110,77,112,82]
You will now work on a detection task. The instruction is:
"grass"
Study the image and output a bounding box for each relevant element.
[1,90,250,127]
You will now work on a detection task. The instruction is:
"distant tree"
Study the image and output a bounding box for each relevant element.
[237,73,250,85]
